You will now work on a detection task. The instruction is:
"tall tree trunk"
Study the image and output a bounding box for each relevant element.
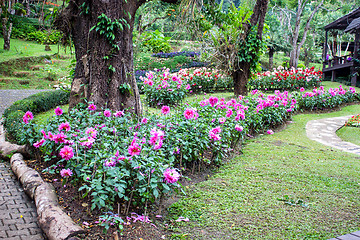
[304,48,309,67]
[56,0,143,115]
[233,0,269,96]
[2,17,12,50]
[26,0,31,17]
[269,47,274,69]
[233,63,251,96]
[289,0,323,68]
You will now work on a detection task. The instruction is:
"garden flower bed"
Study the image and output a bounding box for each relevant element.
[3,82,359,238]
[141,67,233,107]
[250,66,322,91]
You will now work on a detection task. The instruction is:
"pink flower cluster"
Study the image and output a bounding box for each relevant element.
[254,90,296,113]
[209,127,221,141]
[302,85,355,98]
[60,168,73,178]
[163,168,180,184]
[22,111,34,124]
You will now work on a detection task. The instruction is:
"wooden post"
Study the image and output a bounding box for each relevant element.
[324,30,328,66]
[351,28,360,86]
[323,30,329,80]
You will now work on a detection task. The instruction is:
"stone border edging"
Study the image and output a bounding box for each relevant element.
[0,124,86,240]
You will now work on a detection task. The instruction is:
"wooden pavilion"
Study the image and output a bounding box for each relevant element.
[323,7,360,86]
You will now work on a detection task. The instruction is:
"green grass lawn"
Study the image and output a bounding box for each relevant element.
[167,104,360,239]
[336,126,360,146]
[0,38,74,89]
[0,37,72,62]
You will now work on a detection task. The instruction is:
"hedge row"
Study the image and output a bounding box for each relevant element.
[3,90,69,143]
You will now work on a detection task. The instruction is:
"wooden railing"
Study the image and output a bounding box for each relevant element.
[323,54,353,69]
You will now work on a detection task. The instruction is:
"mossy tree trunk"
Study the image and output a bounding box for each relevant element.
[232,0,269,96]
[2,17,12,50]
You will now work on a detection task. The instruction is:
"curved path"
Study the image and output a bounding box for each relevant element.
[0,89,49,239]
[306,115,360,240]
[306,115,360,156]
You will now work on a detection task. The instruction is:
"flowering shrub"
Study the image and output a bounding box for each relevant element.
[345,114,360,127]
[178,67,233,93]
[152,51,200,58]
[295,86,358,111]
[23,107,183,212]
[21,88,297,212]
[141,68,189,107]
[250,66,322,91]
[16,83,359,231]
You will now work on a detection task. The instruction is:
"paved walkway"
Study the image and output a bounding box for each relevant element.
[0,89,48,239]
[306,115,360,240]
[0,89,49,116]
[306,115,360,156]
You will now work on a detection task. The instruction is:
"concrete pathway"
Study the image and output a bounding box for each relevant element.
[0,89,49,116]
[306,115,360,156]
[306,115,360,240]
[0,89,48,239]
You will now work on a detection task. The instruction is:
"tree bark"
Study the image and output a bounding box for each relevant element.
[289,0,323,68]
[2,17,12,50]
[26,0,31,17]
[232,0,269,96]
[233,63,251,96]
[57,0,144,115]
[269,47,274,69]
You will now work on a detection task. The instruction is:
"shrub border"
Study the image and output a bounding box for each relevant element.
[3,90,70,143]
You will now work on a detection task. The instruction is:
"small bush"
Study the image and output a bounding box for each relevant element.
[178,68,233,93]
[141,68,189,107]
[295,85,357,111]
[3,90,69,142]
[140,30,172,53]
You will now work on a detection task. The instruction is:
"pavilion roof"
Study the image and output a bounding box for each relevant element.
[324,7,360,30]
[345,17,360,33]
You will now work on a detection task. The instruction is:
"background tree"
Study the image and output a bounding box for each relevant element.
[1,0,14,50]
[264,9,291,69]
[55,0,178,114]
[201,0,269,96]
[288,0,323,68]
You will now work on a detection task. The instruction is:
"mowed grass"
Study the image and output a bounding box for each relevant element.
[337,126,360,146]
[0,38,73,89]
[0,37,72,62]
[167,104,360,240]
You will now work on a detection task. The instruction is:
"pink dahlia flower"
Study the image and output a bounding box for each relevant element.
[161,106,170,115]
[235,125,243,132]
[59,146,74,160]
[163,168,180,184]
[88,104,97,111]
[128,143,141,156]
[267,129,274,135]
[58,122,70,132]
[33,139,45,148]
[54,107,63,116]
[60,168,73,178]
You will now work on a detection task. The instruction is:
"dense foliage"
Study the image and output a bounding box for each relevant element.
[4,82,359,232]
